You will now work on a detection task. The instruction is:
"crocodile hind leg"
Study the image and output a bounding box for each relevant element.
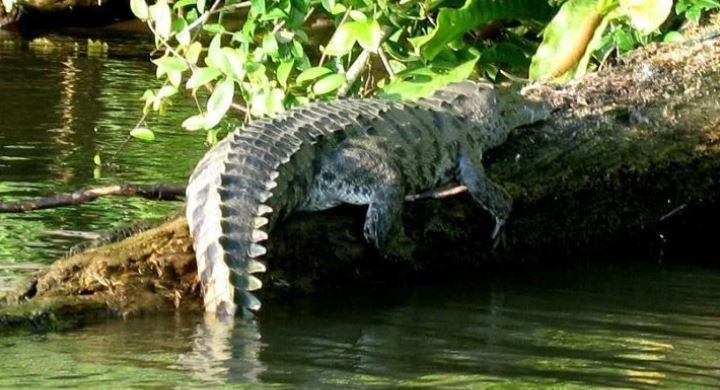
[301,139,414,260]
[456,151,513,241]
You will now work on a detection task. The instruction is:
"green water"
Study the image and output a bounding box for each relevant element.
[0,32,719,389]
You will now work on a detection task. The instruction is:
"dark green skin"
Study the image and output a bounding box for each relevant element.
[185,81,551,317]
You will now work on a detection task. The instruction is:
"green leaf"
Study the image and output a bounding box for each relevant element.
[186,67,222,89]
[93,153,102,166]
[259,8,288,21]
[356,20,383,53]
[149,0,172,40]
[312,73,346,95]
[130,0,148,20]
[157,85,177,98]
[321,0,346,14]
[167,69,183,88]
[276,59,294,88]
[206,34,223,69]
[663,31,684,43]
[380,53,479,100]
[196,0,205,12]
[182,114,207,131]
[529,0,601,81]
[176,27,191,46]
[203,23,225,34]
[619,0,672,34]
[412,0,555,61]
[324,22,358,56]
[130,127,156,142]
[219,47,247,81]
[205,78,235,129]
[153,55,188,73]
[172,0,195,10]
[250,0,265,16]
[185,41,202,65]
[262,32,280,59]
[296,66,333,83]
[251,88,285,117]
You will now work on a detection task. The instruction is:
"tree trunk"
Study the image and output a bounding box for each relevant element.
[4,20,720,332]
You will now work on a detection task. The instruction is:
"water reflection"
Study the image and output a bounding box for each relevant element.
[163,265,720,388]
[0,34,204,263]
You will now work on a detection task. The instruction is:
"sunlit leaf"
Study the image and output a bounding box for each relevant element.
[529,0,601,81]
[186,67,222,89]
[93,153,102,166]
[262,33,280,59]
[412,0,554,60]
[185,41,202,65]
[206,34,223,68]
[380,53,479,100]
[312,73,346,95]
[356,20,383,53]
[251,88,285,117]
[250,0,265,16]
[219,47,247,81]
[663,31,684,42]
[619,0,672,34]
[176,27,191,46]
[205,78,235,128]
[276,59,294,88]
[167,70,183,87]
[130,127,156,142]
[157,85,178,98]
[324,22,357,56]
[130,0,149,21]
[149,0,172,40]
[296,66,333,83]
[182,114,207,131]
[153,55,189,73]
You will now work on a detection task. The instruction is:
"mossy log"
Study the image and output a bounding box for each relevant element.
[3,24,720,332]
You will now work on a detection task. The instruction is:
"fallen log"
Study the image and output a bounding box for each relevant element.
[3,20,720,332]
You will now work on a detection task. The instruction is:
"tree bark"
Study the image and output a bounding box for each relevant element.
[4,20,720,331]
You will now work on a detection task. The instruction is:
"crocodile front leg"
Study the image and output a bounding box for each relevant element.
[456,151,513,240]
[301,138,414,260]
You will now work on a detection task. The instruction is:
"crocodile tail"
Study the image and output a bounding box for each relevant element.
[186,135,240,316]
[186,99,393,316]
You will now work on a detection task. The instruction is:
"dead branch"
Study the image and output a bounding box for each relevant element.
[0,184,186,213]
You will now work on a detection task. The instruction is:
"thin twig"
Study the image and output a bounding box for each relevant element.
[0,182,468,213]
[405,185,468,202]
[0,184,186,213]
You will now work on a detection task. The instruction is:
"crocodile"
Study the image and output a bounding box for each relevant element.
[185,81,551,317]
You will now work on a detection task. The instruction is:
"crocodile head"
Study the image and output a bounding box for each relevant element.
[494,85,553,131]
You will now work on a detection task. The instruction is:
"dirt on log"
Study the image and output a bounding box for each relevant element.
[3,22,720,331]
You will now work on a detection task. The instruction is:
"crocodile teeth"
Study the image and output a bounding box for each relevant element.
[269,170,280,180]
[248,243,267,258]
[257,204,273,215]
[252,229,268,242]
[253,217,269,228]
[248,259,267,273]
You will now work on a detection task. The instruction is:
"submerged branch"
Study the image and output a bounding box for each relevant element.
[0,184,186,213]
